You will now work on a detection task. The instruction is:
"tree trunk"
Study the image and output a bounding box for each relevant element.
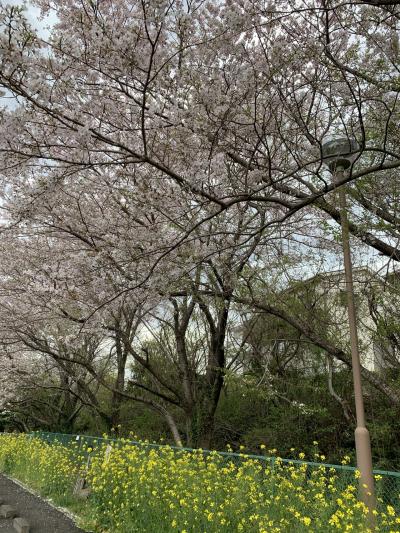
[151,403,183,447]
[110,334,128,432]
[185,404,213,449]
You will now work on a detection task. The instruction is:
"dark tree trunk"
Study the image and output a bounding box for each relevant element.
[110,333,128,432]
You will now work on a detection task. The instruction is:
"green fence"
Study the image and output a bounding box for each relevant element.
[30,431,400,511]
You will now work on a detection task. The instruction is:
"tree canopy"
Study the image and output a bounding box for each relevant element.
[0,0,398,455]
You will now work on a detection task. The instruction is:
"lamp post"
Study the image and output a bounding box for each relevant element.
[321,136,376,518]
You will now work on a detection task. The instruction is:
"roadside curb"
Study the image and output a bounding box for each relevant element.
[0,504,17,518]
[13,516,30,533]
[0,503,29,532]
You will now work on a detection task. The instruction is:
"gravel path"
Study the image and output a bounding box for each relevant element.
[0,474,87,533]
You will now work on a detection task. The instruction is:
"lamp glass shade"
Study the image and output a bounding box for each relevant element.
[321,136,360,170]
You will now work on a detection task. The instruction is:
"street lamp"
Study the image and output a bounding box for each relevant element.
[321,135,376,517]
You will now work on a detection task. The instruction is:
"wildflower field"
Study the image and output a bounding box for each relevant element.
[0,434,398,532]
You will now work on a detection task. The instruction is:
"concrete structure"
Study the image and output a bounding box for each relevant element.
[241,267,399,375]
[296,267,396,372]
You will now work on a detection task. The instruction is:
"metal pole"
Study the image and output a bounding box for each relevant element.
[335,167,376,521]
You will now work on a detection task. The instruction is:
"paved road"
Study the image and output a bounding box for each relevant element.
[0,474,87,533]
[0,518,13,533]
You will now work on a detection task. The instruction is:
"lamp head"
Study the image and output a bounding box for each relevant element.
[321,135,360,171]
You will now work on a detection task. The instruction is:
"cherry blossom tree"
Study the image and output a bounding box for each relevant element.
[0,0,398,268]
[0,0,399,444]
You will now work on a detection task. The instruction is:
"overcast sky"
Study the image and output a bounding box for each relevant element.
[6,0,57,38]
[0,1,57,108]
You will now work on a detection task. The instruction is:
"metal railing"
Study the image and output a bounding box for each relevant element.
[29,431,400,510]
